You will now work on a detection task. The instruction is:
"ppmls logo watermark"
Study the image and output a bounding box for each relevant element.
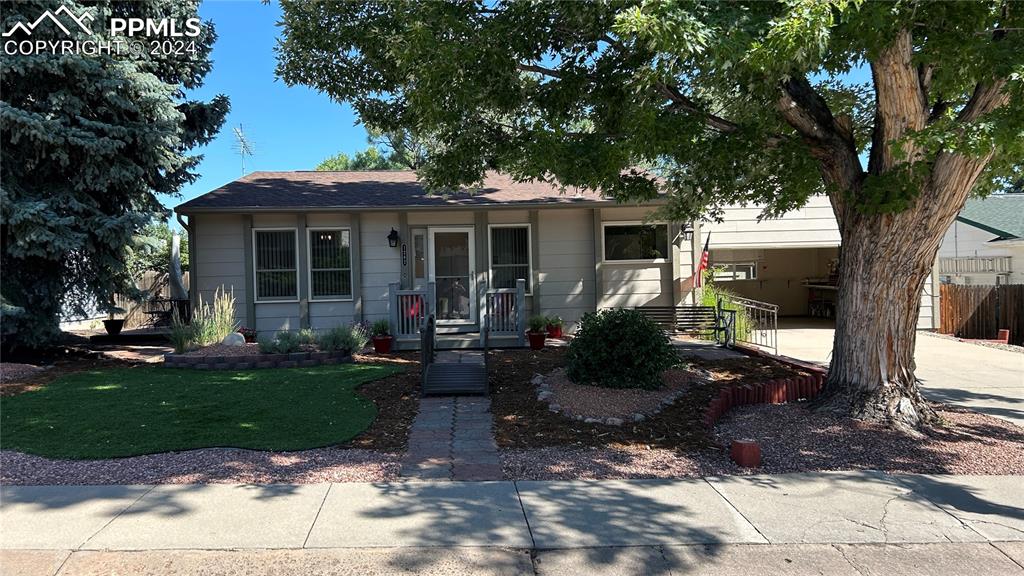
[3,5,202,57]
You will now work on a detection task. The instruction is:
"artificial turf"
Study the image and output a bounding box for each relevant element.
[0,363,404,459]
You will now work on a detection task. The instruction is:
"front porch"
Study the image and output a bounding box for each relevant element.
[388,278,528,350]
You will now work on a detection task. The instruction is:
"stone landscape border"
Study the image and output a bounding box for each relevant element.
[531,367,716,427]
[163,350,353,370]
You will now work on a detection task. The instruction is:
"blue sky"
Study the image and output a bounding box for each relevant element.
[167,1,369,211]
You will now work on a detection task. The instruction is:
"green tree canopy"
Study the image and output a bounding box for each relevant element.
[125,222,190,279]
[278,0,1022,428]
[315,128,428,170]
[1,0,228,347]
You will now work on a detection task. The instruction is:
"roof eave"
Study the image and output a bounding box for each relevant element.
[175,198,668,215]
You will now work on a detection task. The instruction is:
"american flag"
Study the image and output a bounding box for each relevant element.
[693,233,711,288]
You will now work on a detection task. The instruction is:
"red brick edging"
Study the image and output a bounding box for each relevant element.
[163,350,353,370]
[703,372,827,428]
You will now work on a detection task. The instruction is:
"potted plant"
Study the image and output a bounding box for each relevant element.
[546,315,564,339]
[370,319,393,354]
[102,305,127,336]
[527,315,548,350]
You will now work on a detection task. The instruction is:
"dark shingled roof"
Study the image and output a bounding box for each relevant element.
[957,195,1024,239]
[176,171,633,212]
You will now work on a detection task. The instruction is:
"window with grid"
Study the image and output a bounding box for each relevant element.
[603,224,668,261]
[254,230,298,301]
[489,226,531,293]
[308,229,352,299]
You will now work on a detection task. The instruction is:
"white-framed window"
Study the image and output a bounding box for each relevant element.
[602,222,669,262]
[308,228,353,300]
[488,224,532,294]
[253,228,299,302]
[712,262,758,281]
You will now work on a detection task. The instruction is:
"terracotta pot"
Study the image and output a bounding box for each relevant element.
[372,335,393,354]
[102,319,125,336]
[546,325,563,339]
[527,331,546,350]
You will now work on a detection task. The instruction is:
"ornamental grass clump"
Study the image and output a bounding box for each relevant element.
[566,308,678,390]
[258,330,303,354]
[168,288,238,353]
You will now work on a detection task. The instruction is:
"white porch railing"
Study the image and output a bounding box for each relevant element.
[389,282,435,339]
[486,278,526,345]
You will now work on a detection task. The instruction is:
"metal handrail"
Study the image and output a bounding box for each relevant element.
[420,314,436,387]
[719,295,778,354]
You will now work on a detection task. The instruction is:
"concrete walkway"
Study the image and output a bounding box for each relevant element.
[3,473,1023,574]
[775,319,1024,426]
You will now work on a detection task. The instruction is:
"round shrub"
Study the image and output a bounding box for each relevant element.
[566,308,678,390]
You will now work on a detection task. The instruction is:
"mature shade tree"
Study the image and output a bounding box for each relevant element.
[1,0,228,347]
[315,128,428,170]
[125,222,190,279]
[277,0,1022,429]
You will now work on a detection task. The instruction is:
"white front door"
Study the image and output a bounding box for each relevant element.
[428,227,476,324]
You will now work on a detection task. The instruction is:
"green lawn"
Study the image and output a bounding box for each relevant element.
[0,363,404,459]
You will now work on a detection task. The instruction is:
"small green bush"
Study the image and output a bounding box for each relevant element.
[169,311,194,354]
[566,308,678,390]
[258,330,303,354]
[317,323,369,353]
[545,315,564,328]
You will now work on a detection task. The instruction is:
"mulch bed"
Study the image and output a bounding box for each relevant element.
[713,402,1024,475]
[488,348,810,451]
[342,352,421,451]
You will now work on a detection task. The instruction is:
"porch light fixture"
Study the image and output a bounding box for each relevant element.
[387,228,400,248]
[681,223,694,242]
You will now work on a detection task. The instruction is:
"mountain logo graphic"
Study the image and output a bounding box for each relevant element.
[2,5,94,38]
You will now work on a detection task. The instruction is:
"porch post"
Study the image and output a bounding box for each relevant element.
[351,214,363,321]
[529,209,541,317]
[297,214,310,329]
[242,214,256,330]
[671,221,684,306]
[516,278,526,347]
[388,282,399,335]
[426,281,436,319]
[475,211,488,329]
[592,208,603,310]
[398,212,410,289]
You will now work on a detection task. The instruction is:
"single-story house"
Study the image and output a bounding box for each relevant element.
[175,171,700,349]
[936,194,1024,286]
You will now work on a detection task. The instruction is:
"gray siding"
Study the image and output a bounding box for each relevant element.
[536,208,596,328]
[193,214,247,326]
[360,212,402,323]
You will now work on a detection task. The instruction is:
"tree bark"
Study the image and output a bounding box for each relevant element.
[771,28,1010,430]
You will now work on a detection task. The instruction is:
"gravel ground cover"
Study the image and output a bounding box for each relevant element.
[0,363,45,382]
[713,403,1024,475]
[501,402,1024,479]
[0,448,400,484]
[180,343,264,357]
[539,367,698,420]
[489,348,808,451]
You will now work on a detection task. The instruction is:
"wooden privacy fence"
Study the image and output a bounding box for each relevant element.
[115,271,191,329]
[939,284,1022,346]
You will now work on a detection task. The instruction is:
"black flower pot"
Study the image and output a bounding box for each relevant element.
[103,319,125,336]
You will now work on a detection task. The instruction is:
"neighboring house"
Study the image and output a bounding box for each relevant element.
[703,194,938,329]
[175,171,699,348]
[937,195,1024,285]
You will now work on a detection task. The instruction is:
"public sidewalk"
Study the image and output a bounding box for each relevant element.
[2,472,1023,575]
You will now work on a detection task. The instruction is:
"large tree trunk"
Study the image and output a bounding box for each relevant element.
[816,211,940,430]
[773,28,1009,430]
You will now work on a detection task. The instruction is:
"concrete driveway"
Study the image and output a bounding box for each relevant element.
[775,319,1024,427]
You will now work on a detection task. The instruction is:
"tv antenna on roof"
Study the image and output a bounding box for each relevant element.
[232,124,255,175]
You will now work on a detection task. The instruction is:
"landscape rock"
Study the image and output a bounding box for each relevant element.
[605,417,623,426]
[221,333,246,347]
[632,413,646,422]
[531,374,545,386]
